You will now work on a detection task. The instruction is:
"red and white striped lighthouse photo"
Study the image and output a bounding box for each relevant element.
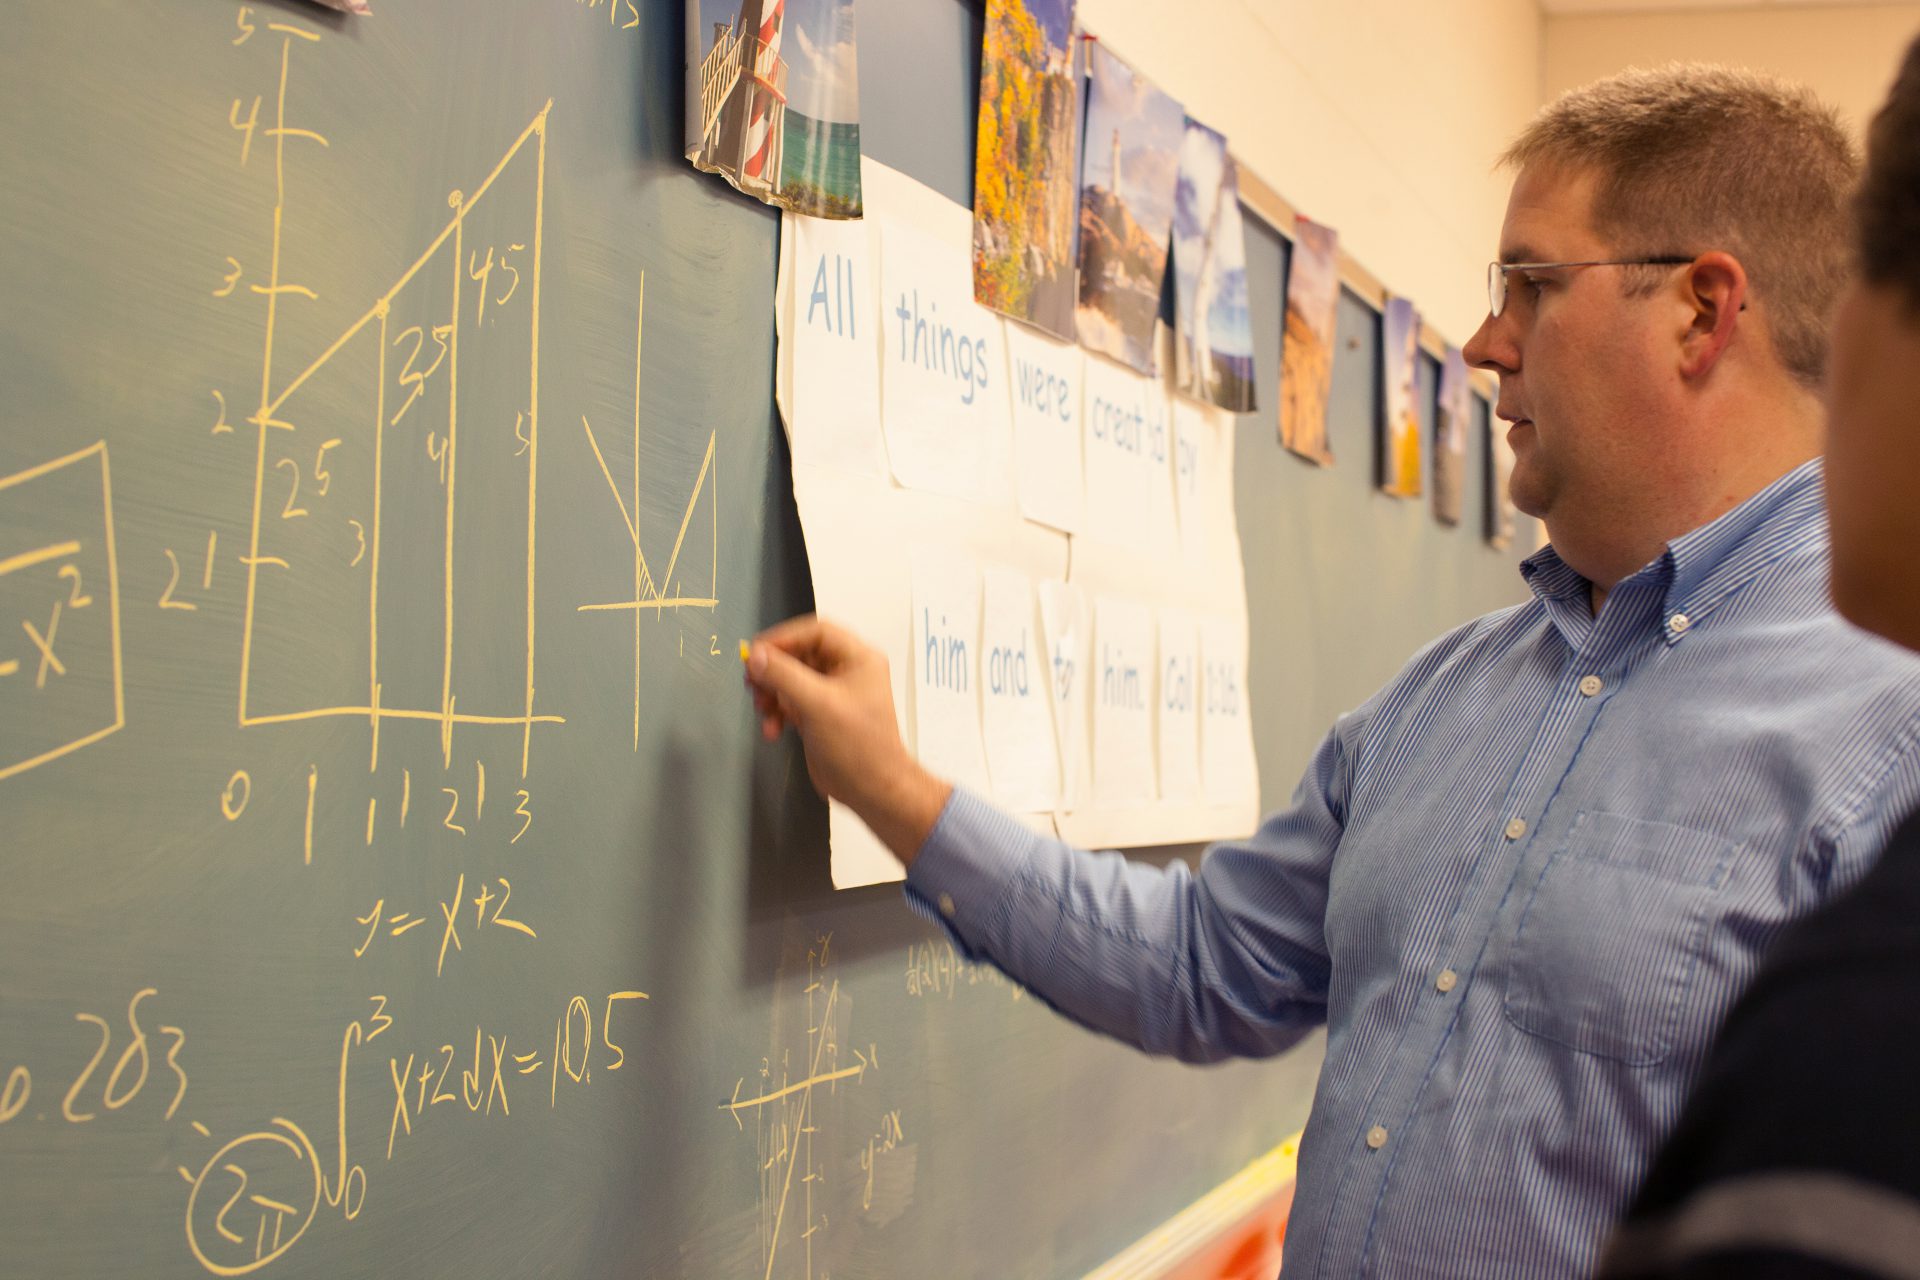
[686,0,865,219]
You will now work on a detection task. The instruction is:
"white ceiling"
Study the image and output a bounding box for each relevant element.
[1541,0,1915,12]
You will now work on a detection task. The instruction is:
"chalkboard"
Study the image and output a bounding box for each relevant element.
[0,3,1528,1277]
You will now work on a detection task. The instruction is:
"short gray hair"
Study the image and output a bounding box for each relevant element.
[1502,64,1859,390]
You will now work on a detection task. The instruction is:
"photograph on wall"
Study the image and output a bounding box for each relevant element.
[1486,411,1518,549]
[1278,217,1340,466]
[1379,295,1422,498]
[686,0,863,218]
[972,0,1082,339]
[1075,42,1184,374]
[1433,345,1469,526]
[1171,117,1256,412]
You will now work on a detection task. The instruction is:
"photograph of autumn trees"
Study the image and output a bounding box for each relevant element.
[1380,296,1423,498]
[972,0,1081,338]
[1280,218,1340,465]
[1076,42,1183,374]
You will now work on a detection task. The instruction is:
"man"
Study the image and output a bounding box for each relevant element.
[747,66,1920,1275]
[1601,37,1920,1280]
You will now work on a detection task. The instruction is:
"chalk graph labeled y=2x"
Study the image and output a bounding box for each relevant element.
[234,24,559,780]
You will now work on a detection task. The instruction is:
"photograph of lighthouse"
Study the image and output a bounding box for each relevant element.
[972,0,1082,339]
[1171,117,1256,411]
[685,0,864,219]
[1074,42,1183,374]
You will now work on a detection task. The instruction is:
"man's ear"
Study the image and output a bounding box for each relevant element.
[1678,251,1748,379]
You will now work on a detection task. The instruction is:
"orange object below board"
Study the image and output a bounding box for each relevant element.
[1080,1137,1300,1280]
[1159,1179,1293,1280]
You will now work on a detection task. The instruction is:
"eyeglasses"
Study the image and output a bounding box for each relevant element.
[1487,257,1694,318]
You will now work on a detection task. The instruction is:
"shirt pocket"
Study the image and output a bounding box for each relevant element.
[1503,810,1735,1066]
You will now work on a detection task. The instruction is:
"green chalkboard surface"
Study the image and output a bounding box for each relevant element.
[0,3,1527,1277]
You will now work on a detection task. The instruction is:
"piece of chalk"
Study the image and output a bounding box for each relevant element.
[739,640,752,663]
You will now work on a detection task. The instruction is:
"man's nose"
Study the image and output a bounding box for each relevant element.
[1464,310,1516,376]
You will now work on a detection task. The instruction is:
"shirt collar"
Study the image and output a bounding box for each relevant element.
[1520,458,1828,646]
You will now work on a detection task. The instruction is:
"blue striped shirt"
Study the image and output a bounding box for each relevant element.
[903,460,1920,1277]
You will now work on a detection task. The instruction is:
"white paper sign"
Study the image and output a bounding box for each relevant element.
[1200,614,1258,808]
[1093,595,1157,805]
[1157,609,1202,805]
[1038,579,1091,815]
[1172,397,1231,565]
[879,218,1014,507]
[912,554,992,796]
[979,565,1060,813]
[785,213,887,477]
[1004,322,1085,534]
[1082,355,1177,556]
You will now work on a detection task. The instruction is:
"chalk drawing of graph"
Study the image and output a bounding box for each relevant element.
[721,936,871,1280]
[238,104,561,778]
[576,272,719,749]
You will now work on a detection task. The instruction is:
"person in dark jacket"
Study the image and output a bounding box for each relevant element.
[1600,31,1920,1280]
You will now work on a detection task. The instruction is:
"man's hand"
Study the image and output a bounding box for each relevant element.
[745,615,951,866]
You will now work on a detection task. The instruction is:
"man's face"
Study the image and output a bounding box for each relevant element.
[1463,166,1672,534]
[1826,280,1920,650]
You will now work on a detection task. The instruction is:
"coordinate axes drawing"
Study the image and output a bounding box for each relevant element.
[234,29,558,777]
[233,29,722,773]
[722,933,876,1280]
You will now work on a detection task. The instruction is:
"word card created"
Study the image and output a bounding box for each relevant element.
[787,212,887,477]
[1004,321,1085,534]
[1082,354,1177,556]
[1157,609,1202,805]
[912,554,993,796]
[1092,595,1157,806]
[1200,615,1258,808]
[879,217,1014,507]
[1039,578,1092,815]
[980,565,1060,813]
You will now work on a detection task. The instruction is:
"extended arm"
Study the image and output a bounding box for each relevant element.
[747,615,1346,1062]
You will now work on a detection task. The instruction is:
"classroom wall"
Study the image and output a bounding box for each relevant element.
[1542,3,1920,140]
[1077,0,1545,358]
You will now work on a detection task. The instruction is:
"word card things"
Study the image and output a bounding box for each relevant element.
[878,218,1013,507]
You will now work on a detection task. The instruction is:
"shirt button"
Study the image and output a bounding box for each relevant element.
[1578,674,1603,697]
[938,893,957,919]
[1668,612,1692,634]
[1366,1125,1389,1150]
[1505,817,1528,841]
[1435,969,1458,993]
